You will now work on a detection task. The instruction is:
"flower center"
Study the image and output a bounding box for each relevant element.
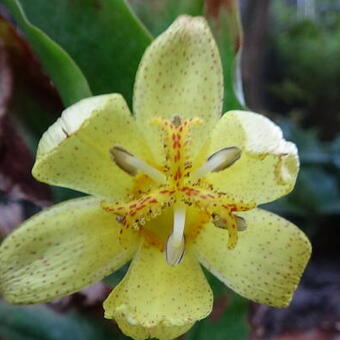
[101,116,256,265]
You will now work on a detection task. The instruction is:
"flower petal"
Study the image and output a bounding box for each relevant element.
[134,15,223,162]
[206,110,299,204]
[104,243,212,340]
[113,316,193,340]
[193,208,311,308]
[33,94,152,199]
[0,197,139,304]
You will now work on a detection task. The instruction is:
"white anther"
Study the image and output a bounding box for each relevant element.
[115,214,125,224]
[165,203,186,266]
[235,215,247,231]
[212,214,227,230]
[111,146,166,184]
[212,213,247,232]
[172,115,182,127]
[192,146,241,179]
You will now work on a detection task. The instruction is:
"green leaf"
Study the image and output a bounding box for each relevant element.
[0,301,127,340]
[18,0,152,107]
[103,264,129,288]
[129,0,204,36]
[1,0,92,106]
[205,0,245,111]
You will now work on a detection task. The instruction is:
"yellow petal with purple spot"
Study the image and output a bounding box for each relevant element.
[0,196,139,304]
[33,94,152,200]
[193,208,311,307]
[134,15,224,163]
[104,242,212,340]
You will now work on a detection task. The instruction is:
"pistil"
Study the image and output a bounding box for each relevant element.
[166,203,186,265]
[171,203,186,246]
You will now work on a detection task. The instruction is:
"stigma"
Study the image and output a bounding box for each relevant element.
[102,115,256,265]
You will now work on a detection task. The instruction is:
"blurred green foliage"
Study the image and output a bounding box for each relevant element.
[129,0,204,36]
[18,0,152,107]
[265,121,340,224]
[270,0,340,139]
[264,0,340,237]
[0,302,127,340]
[4,0,152,107]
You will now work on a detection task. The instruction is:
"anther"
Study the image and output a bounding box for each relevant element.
[111,146,166,184]
[212,213,226,230]
[110,146,138,175]
[172,115,182,127]
[115,214,125,225]
[213,213,247,232]
[192,146,241,179]
[235,215,247,231]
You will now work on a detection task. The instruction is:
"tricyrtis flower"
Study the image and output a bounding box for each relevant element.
[0,16,311,340]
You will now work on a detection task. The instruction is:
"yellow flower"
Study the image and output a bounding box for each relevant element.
[0,16,311,340]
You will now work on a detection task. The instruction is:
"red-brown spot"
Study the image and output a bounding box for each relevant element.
[174,150,181,162]
[174,168,182,181]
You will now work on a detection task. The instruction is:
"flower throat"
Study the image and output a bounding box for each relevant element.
[101,116,255,265]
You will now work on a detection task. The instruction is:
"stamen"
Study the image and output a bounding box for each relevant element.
[111,146,166,184]
[212,213,227,229]
[115,213,126,224]
[192,146,241,179]
[166,203,186,266]
[235,215,247,231]
[213,214,247,232]
[172,115,182,127]
[181,186,255,249]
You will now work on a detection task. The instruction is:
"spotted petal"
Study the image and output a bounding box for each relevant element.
[193,208,311,307]
[134,15,224,162]
[104,243,212,340]
[33,94,152,199]
[206,110,299,204]
[0,197,139,304]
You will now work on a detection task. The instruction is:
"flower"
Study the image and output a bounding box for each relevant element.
[0,16,311,340]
